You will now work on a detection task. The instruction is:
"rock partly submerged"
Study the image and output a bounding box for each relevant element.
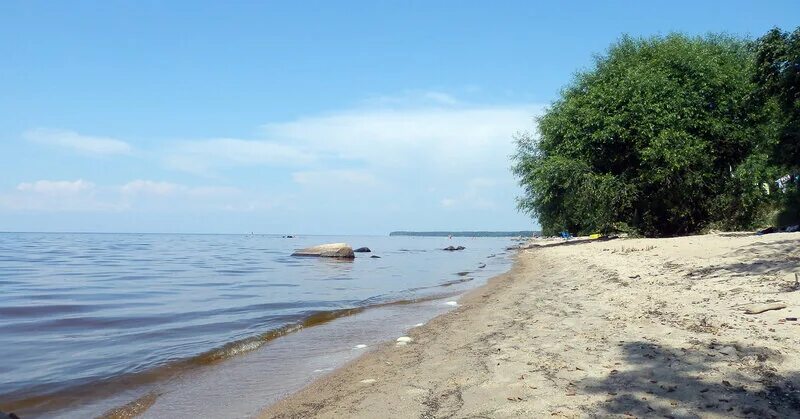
[443,245,466,251]
[292,243,355,259]
[354,247,372,253]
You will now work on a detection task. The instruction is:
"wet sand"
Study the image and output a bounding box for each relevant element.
[261,232,800,418]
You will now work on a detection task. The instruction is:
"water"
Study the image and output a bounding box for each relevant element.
[0,232,514,417]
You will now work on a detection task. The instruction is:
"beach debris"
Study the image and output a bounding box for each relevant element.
[744,302,787,314]
[786,317,798,321]
[354,247,371,253]
[360,379,377,384]
[445,301,458,306]
[756,226,776,235]
[443,245,466,251]
[396,336,413,344]
[414,323,425,327]
[291,243,355,258]
[354,344,367,349]
[790,273,800,291]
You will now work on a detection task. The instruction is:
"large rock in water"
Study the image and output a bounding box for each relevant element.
[292,243,355,258]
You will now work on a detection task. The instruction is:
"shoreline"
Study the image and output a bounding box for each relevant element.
[261,232,800,418]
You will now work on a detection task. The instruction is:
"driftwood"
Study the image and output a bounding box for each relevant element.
[744,302,787,315]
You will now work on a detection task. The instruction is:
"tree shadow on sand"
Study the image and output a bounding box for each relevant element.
[579,340,800,418]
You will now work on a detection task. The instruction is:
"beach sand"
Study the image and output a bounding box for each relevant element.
[261,232,800,418]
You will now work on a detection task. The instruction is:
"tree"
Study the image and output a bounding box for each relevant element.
[513,34,774,237]
[753,27,800,227]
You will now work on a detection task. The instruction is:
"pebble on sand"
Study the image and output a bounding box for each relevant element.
[360,379,377,384]
[396,336,413,343]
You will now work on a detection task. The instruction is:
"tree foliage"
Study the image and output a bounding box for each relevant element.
[753,27,800,227]
[513,34,778,237]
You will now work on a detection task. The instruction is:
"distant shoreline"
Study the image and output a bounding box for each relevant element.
[389,231,539,237]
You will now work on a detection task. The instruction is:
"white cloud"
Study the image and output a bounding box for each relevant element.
[23,128,132,156]
[158,94,543,178]
[1,179,253,212]
[260,105,542,172]
[163,138,316,175]
[292,169,379,187]
[3,179,118,211]
[17,179,95,194]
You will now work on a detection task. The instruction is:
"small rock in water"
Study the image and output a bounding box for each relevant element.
[443,245,466,251]
[360,379,377,384]
[354,344,367,349]
[478,263,486,268]
[354,247,371,253]
[445,301,458,306]
[370,255,381,258]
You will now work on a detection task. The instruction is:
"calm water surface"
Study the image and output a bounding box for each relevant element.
[0,233,515,416]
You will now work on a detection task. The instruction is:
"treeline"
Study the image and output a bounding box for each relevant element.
[513,28,800,237]
[389,231,538,237]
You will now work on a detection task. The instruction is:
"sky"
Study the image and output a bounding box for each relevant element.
[1,1,798,235]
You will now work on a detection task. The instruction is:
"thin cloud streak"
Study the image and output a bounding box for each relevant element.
[23,128,132,156]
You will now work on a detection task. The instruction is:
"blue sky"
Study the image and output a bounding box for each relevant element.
[1,1,798,234]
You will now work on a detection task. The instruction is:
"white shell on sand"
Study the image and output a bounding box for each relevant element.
[354,344,367,349]
[395,341,407,346]
[413,323,425,327]
[445,301,458,306]
[396,336,413,343]
[360,379,377,384]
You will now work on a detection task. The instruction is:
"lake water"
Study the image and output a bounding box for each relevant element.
[0,233,515,417]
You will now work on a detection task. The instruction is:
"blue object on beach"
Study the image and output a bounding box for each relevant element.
[560,231,572,240]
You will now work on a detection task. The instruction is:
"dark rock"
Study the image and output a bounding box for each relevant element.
[478,263,486,268]
[370,255,381,258]
[456,246,465,250]
[354,247,371,253]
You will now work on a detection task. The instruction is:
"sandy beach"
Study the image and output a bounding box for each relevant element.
[262,232,800,418]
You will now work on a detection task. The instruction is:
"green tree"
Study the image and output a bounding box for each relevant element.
[513,34,774,237]
[753,27,800,227]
